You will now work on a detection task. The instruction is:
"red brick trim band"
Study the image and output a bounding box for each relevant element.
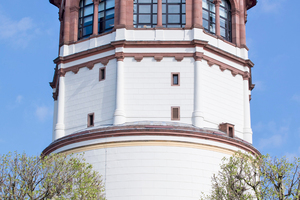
[42,125,260,156]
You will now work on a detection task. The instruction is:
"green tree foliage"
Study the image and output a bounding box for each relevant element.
[201,152,300,200]
[0,152,106,200]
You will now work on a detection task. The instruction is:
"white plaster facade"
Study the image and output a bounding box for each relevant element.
[52,28,252,142]
[47,27,256,200]
[50,130,255,200]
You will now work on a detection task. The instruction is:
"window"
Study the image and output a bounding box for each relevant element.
[202,0,216,34]
[202,0,232,42]
[78,0,94,40]
[219,0,231,42]
[87,113,94,127]
[99,67,106,81]
[162,0,186,28]
[219,123,234,137]
[171,72,180,86]
[171,107,180,120]
[134,0,158,28]
[98,0,115,33]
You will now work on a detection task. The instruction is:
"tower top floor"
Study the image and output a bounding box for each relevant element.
[49,0,257,48]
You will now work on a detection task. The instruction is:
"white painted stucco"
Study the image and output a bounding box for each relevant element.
[59,28,248,60]
[56,51,250,140]
[52,135,250,200]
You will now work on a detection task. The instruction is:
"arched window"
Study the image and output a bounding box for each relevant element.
[219,0,231,42]
[202,0,216,35]
[133,0,158,28]
[98,0,115,33]
[202,0,232,42]
[78,0,94,40]
[162,0,186,28]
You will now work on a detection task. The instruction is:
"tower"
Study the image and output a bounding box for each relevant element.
[43,0,258,199]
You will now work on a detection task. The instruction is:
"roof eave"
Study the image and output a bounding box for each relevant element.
[247,0,257,10]
[49,0,61,8]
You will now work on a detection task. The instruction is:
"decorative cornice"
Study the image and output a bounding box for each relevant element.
[194,52,204,61]
[42,125,260,156]
[115,52,125,61]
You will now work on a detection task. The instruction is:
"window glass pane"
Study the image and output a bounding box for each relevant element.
[153,0,157,3]
[139,0,151,3]
[139,15,151,23]
[203,20,208,29]
[153,15,157,24]
[162,0,166,3]
[99,2,105,11]
[220,18,226,28]
[80,0,83,7]
[168,0,181,3]
[182,14,186,24]
[168,5,180,13]
[182,4,186,13]
[221,0,226,7]
[168,24,181,28]
[209,2,215,12]
[203,10,208,20]
[153,4,157,13]
[106,9,114,19]
[83,25,93,36]
[98,11,105,19]
[209,23,215,33]
[105,18,114,29]
[202,0,208,9]
[79,18,83,27]
[85,0,93,5]
[106,0,115,9]
[84,16,93,26]
[134,4,137,13]
[84,5,93,16]
[220,27,226,37]
[139,5,151,13]
[162,4,166,13]
[220,7,227,18]
[80,9,83,17]
[133,15,137,24]
[173,75,178,85]
[209,13,215,23]
[168,15,180,23]
[162,15,166,24]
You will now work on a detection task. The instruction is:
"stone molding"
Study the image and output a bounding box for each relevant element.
[55,40,251,68]
[42,125,260,156]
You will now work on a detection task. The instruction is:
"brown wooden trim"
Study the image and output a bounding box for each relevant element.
[42,125,260,156]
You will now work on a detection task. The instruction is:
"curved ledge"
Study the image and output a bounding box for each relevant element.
[43,125,260,156]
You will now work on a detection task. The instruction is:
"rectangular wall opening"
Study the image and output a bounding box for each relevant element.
[99,67,106,81]
[171,72,180,86]
[87,113,94,127]
[171,106,180,120]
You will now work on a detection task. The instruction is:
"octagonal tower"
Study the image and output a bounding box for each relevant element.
[44,0,258,199]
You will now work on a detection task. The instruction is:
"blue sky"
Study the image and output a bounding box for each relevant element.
[0,0,299,157]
